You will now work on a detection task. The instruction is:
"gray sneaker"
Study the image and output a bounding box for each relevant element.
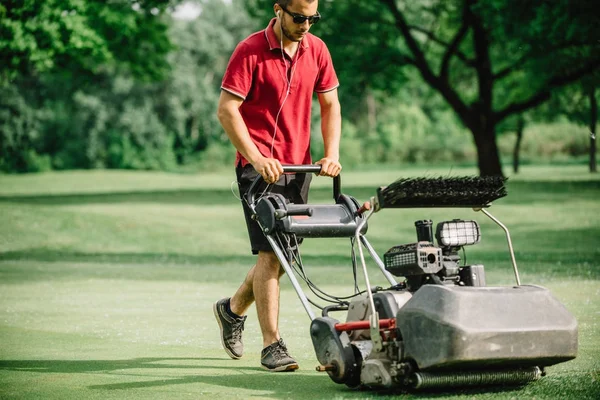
[213,298,246,359]
[261,339,299,372]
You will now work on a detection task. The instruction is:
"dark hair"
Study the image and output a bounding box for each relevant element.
[276,0,316,7]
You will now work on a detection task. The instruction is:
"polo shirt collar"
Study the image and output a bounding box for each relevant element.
[264,18,309,51]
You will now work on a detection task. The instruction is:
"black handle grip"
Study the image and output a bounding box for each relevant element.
[283,164,341,201]
[246,164,341,211]
[281,164,322,174]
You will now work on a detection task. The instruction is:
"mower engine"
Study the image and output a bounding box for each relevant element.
[310,217,578,389]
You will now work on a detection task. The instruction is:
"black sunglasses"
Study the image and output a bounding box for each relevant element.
[279,5,321,25]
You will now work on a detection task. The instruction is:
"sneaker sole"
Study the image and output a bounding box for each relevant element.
[261,363,299,372]
[213,302,242,360]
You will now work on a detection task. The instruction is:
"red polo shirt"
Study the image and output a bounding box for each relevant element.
[221,19,339,167]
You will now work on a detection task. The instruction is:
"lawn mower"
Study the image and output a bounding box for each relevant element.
[246,165,578,390]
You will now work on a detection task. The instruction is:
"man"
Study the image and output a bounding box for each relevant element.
[214,0,342,372]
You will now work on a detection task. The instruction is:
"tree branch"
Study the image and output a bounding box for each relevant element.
[379,0,471,121]
[440,3,471,83]
[495,57,600,123]
[494,41,600,81]
[468,0,494,114]
[494,60,522,81]
[379,1,433,77]
[407,24,474,66]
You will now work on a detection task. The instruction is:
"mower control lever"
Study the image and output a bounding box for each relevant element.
[274,208,314,219]
[356,201,371,217]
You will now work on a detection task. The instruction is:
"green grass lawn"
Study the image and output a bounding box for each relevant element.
[0,164,599,399]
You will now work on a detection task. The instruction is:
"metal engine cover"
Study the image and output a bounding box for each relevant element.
[396,284,578,370]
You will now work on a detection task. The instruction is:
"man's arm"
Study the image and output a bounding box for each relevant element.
[316,89,342,177]
[216,90,283,183]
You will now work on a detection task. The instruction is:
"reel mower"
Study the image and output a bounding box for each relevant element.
[246,165,577,390]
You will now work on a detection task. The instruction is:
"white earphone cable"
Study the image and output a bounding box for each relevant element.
[269,19,298,158]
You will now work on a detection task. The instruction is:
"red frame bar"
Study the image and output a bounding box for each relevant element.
[334,318,396,332]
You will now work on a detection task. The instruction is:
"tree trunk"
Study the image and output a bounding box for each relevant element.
[589,86,597,173]
[512,117,525,174]
[472,127,504,176]
[190,115,199,144]
[366,90,377,136]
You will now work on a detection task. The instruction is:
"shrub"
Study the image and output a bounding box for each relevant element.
[497,121,592,162]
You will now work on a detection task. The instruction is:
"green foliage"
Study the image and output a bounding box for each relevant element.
[498,121,593,162]
[303,0,600,175]
[162,2,258,165]
[474,0,600,111]
[2,0,598,174]
[0,0,255,173]
[0,0,180,172]
[0,0,107,81]
[336,120,364,167]
[0,0,174,83]
[0,84,51,172]
[196,142,237,169]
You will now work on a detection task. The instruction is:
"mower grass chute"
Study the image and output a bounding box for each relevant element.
[246,165,578,390]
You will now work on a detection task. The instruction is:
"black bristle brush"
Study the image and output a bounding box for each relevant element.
[376,176,507,208]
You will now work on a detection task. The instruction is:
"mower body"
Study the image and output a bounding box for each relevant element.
[246,166,578,390]
[397,284,577,371]
[311,283,577,389]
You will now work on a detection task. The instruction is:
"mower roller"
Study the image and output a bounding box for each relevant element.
[246,165,577,390]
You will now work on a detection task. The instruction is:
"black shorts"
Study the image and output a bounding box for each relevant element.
[236,163,312,255]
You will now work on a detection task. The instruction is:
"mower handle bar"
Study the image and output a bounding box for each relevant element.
[245,164,341,210]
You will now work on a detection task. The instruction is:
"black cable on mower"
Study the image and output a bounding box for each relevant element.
[274,231,367,307]
[291,245,367,303]
[273,231,329,305]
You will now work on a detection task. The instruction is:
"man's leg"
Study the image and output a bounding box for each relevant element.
[223,250,298,371]
[229,264,256,316]
[251,251,283,347]
[249,251,298,371]
[231,251,283,347]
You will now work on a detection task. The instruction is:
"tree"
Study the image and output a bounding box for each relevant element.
[547,80,599,173]
[0,0,179,171]
[1,0,261,172]
[377,0,600,176]
[589,86,598,173]
[163,0,258,164]
[0,0,177,84]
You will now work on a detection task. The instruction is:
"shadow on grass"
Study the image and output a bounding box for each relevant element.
[1,244,597,282]
[0,249,360,284]
[0,357,233,373]
[0,357,336,397]
[0,357,531,398]
[0,181,598,207]
[0,248,354,267]
[0,187,352,206]
[0,249,250,265]
[0,189,240,206]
